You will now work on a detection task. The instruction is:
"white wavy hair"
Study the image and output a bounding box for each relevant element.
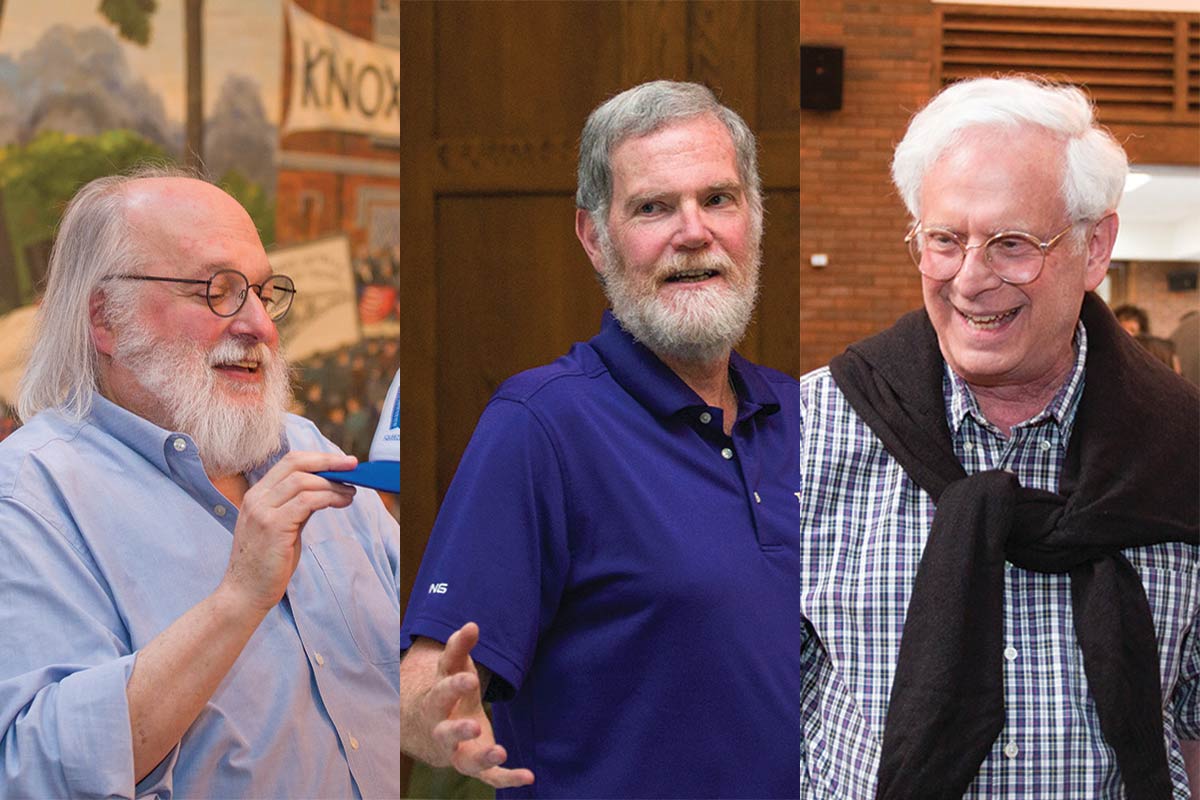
[17,163,201,422]
[891,75,1128,224]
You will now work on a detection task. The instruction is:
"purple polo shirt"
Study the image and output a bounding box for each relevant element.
[401,311,802,799]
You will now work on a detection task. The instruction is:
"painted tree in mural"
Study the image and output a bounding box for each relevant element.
[0,1,277,312]
[99,0,204,168]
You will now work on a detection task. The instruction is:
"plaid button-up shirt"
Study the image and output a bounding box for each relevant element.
[798,323,1200,798]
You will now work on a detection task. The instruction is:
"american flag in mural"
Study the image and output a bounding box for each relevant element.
[358,285,397,325]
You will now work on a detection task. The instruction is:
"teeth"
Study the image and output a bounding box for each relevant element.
[962,308,1018,329]
[667,270,716,282]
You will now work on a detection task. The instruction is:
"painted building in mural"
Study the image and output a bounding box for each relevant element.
[276,0,398,266]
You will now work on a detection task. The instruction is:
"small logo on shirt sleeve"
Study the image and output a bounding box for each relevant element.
[428,582,449,594]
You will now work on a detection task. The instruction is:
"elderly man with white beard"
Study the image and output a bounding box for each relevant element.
[399,81,802,799]
[0,168,400,798]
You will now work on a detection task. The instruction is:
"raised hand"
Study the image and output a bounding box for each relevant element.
[401,623,535,788]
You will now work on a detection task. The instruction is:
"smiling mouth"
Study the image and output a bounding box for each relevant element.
[215,359,261,374]
[958,307,1020,330]
[665,269,720,284]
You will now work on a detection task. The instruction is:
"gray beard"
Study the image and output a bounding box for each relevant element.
[111,322,293,477]
[599,238,760,365]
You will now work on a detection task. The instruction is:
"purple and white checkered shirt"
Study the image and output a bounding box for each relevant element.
[798,322,1200,798]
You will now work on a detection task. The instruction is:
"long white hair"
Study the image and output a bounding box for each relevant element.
[17,164,196,422]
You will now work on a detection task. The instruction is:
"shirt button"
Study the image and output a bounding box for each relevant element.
[1040,439,1052,452]
[1003,742,1019,759]
[172,437,187,452]
[720,447,734,460]
[699,411,712,424]
[963,442,974,452]
[314,652,325,666]
[349,735,360,750]
[213,504,227,517]
[753,491,762,504]
[1004,646,1018,662]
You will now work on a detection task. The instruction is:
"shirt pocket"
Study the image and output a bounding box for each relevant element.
[310,536,401,665]
[1134,560,1200,694]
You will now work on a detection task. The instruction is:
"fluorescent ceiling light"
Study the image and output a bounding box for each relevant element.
[1125,172,1152,193]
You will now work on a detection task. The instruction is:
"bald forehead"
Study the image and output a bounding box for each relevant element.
[123,176,246,220]
[120,176,268,279]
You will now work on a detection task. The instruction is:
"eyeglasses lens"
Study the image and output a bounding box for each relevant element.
[207,270,248,316]
[263,276,295,320]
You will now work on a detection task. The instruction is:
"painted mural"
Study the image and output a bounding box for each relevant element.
[0,1,401,471]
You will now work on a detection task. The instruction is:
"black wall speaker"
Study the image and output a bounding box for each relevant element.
[1168,268,1198,292]
[800,45,844,111]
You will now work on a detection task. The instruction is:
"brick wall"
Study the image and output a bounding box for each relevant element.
[799,1,934,373]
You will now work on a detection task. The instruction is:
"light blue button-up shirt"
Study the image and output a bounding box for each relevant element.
[0,392,400,799]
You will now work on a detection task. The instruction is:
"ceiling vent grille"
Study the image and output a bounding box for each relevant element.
[938,7,1199,124]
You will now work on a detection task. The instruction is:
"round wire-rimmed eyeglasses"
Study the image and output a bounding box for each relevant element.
[108,268,296,321]
[903,215,1112,286]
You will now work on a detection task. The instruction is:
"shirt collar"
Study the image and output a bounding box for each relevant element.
[85,390,289,482]
[588,310,781,422]
[945,319,1088,439]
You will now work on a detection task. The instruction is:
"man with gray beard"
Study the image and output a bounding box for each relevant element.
[0,168,400,798]
[399,81,802,798]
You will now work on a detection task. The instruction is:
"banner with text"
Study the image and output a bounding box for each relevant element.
[283,2,400,138]
[269,234,361,362]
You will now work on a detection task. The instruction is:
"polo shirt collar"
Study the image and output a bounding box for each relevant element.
[589,310,781,422]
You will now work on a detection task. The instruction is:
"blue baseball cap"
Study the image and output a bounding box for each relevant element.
[318,368,399,493]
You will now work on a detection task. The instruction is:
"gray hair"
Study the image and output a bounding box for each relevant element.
[891,75,1128,223]
[17,163,201,422]
[576,80,763,238]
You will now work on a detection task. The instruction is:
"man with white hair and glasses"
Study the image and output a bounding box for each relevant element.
[399,81,802,798]
[0,167,400,798]
[798,75,1198,798]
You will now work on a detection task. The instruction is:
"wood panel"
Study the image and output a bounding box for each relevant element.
[434,194,607,497]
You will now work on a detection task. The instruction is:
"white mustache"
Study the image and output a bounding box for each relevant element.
[207,339,273,367]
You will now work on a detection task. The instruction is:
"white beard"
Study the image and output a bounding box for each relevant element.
[112,321,293,477]
[599,236,760,365]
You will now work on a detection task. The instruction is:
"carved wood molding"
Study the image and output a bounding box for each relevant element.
[434,136,577,193]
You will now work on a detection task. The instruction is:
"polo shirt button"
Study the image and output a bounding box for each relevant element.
[349,735,360,750]
[173,437,187,452]
[1003,742,1019,759]
[699,411,712,424]
[1004,646,1018,662]
[720,447,734,460]
[315,652,325,666]
[213,504,227,517]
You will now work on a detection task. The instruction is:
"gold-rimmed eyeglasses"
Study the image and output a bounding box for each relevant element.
[108,268,296,321]
[904,220,1082,286]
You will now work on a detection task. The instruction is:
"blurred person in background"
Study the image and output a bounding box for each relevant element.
[1112,302,1149,335]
